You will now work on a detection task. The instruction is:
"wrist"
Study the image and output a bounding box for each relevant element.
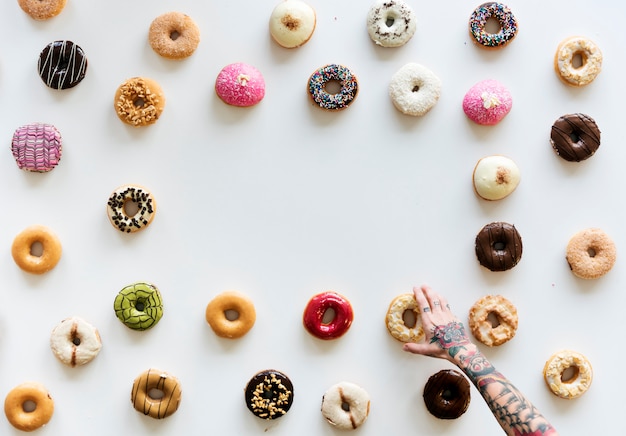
[450,342,480,369]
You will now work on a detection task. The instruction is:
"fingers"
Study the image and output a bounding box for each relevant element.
[402,342,430,355]
[412,286,432,317]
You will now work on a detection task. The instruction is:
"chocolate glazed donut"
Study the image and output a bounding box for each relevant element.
[37,40,88,90]
[423,369,471,419]
[475,222,523,272]
[550,113,600,162]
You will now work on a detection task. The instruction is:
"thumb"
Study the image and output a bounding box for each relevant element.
[402,342,432,355]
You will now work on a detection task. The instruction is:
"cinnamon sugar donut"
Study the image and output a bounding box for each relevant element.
[149,12,200,59]
[18,0,66,20]
[4,382,54,431]
[205,291,256,338]
[11,225,62,274]
[565,228,616,279]
[114,77,165,127]
[468,295,518,346]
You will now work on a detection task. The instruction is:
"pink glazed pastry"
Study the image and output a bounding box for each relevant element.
[11,123,62,172]
[215,63,265,107]
[462,79,512,125]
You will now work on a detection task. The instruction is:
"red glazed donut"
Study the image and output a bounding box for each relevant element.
[303,291,353,340]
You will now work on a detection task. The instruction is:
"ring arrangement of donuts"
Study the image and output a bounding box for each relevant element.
[4,0,614,432]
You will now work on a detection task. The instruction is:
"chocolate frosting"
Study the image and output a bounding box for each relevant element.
[550,113,600,162]
[245,369,294,420]
[37,40,88,90]
[475,221,523,271]
[423,369,471,419]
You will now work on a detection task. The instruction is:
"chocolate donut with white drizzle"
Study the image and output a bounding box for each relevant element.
[37,40,87,89]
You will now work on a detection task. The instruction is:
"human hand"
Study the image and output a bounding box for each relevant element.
[402,285,474,363]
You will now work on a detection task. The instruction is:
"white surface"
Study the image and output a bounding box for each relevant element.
[0,0,621,434]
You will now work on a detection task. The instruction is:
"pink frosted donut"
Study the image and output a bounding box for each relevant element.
[11,123,62,172]
[462,79,512,126]
[215,63,265,107]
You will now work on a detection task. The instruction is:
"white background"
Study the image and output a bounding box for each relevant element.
[0,0,622,434]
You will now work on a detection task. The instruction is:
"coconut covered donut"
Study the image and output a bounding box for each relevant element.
[50,316,102,367]
[389,63,442,116]
[321,381,371,430]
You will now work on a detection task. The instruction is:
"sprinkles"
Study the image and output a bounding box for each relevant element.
[308,64,358,111]
[469,2,518,49]
[107,184,156,233]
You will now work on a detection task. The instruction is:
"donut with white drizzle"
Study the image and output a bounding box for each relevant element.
[37,40,88,90]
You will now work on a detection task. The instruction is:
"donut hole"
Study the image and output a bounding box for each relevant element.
[587,247,597,258]
[412,85,420,93]
[441,386,458,402]
[487,311,501,328]
[484,17,502,35]
[568,131,581,143]
[170,30,181,41]
[402,309,417,328]
[321,307,336,324]
[561,366,580,383]
[22,400,37,413]
[135,299,146,312]
[493,241,506,251]
[324,80,343,95]
[224,309,240,321]
[123,199,140,217]
[30,241,44,257]
[572,52,586,69]
[148,388,165,400]
[72,336,81,346]
[133,97,146,108]
[385,15,396,28]
[341,401,351,412]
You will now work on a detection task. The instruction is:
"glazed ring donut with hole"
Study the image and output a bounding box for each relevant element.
[423,369,471,419]
[107,184,156,233]
[554,36,602,87]
[385,293,424,343]
[11,225,62,274]
[474,221,523,271]
[205,291,256,338]
[543,350,593,399]
[131,369,182,419]
[114,282,164,331]
[303,291,354,340]
[4,382,54,431]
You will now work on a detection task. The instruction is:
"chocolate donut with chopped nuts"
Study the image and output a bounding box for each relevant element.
[244,369,294,420]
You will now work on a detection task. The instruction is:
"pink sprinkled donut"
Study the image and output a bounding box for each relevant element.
[11,123,62,172]
[462,79,512,126]
[215,63,265,107]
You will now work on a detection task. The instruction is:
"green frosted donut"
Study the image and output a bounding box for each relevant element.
[114,282,163,330]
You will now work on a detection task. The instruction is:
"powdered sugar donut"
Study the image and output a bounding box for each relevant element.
[11,123,62,172]
[50,316,102,367]
[269,0,316,48]
[389,63,441,116]
[215,63,266,107]
[463,79,512,125]
[366,0,416,47]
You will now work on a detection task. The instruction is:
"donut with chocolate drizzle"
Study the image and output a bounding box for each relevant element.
[475,221,523,272]
[550,113,601,162]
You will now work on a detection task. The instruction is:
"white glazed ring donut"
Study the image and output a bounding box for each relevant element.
[50,316,102,367]
[321,382,371,430]
[366,0,416,47]
[389,63,441,116]
[107,184,156,233]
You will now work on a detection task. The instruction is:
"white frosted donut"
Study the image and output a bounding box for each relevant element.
[554,36,602,87]
[50,316,102,367]
[269,0,316,48]
[389,63,441,116]
[472,155,520,201]
[106,184,156,233]
[385,293,424,343]
[366,0,416,47]
[321,382,371,430]
[543,350,593,399]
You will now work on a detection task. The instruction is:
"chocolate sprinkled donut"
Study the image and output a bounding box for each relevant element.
[37,40,88,90]
[550,113,601,162]
[106,184,156,233]
[475,221,523,271]
[245,369,294,420]
[423,369,471,419]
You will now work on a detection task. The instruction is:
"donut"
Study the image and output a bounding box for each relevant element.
[468,295,518,346]
[565,228,616,279]
[550,113,601,162]
[11,123,62,172]
[366,0,417,48]
[148,12,200,59]
[245,369,294,420]
[385,293,424,343]
[321,381,370,430]
[554,36,602,87]
[543,350,593,399]
[269,0,316,48]
[11,225,62,274]
[4,382,54,431]
[114,282,164,331]
[308,64,358,111]
[302,291,354,340]
[114,77,165,126]
[423,369,471,419]
[388,63,442,117]
[38,40,88,90]
[475,221,523,272]
[131,369,182,419]
[205,291,256,339]
[472,155,520,201]
[463,79,512,125]
[18,0,66,20]
[468,2,518,49]
[50,316,102,367]
[215,62,266,107]
[106,184,156,233]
